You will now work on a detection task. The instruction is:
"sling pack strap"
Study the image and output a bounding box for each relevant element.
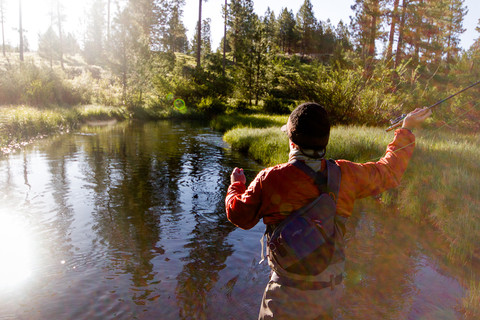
[259,159,342,266]
[289,159,341,202]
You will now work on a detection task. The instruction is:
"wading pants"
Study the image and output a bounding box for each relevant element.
[258,263,344,320]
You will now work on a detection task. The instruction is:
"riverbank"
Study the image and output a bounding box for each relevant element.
[0,104,206,153]
[218,114,480,318]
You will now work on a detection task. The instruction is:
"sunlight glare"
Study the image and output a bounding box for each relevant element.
[0,213,33,288]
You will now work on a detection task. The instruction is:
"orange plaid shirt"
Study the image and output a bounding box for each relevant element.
[225,128,415,229]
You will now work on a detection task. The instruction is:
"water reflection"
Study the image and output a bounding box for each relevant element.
[0,120,475,319]
[339,202,465,319]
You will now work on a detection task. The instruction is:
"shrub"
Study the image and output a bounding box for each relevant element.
[262,95,293,114]
[197,97,227,116]
[0,62,87,107]
[231,100,251,113]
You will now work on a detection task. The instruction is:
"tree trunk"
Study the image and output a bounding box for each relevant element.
[386,0,400,62]
[196,0,202,68]
[19,0,23,61]
[107,0,111,42]
[223,0,226,76]
[367,12,377,58]
[365,0,379,77]
[412,0,423,65]
[57,1,64,69]
[395,0,407,68]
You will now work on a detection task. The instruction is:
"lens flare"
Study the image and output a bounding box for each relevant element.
[166,93,174,101]
[174,99,187,113]
[0,213,33,288]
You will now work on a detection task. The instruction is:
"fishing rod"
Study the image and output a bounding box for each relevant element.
[385,80,480,132]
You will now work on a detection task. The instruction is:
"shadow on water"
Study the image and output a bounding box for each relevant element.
[0,120,477,319]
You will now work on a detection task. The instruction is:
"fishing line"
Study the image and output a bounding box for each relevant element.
[365,100,480,163]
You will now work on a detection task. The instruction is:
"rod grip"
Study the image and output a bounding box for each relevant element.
[385,121,403,132]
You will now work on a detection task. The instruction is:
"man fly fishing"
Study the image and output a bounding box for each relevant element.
[225,102,431,319]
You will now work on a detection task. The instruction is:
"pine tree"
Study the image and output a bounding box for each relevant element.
[262,7,276,52]
[276,8,296,54]
[110,8,131,101]
[295,0,317,55]
[394,0,408,67]
[195,0,209,68]
[385,0,400,61]
[151,0,170,51]
[164,0,188,53]
[84,0,106,65]
[351,0,384,70]
[443,0,467,63]
[38,26,59,68]
[52,0,66,69]
[396,0,466,66]
[227,0,255,63]
[335,20,352,52]
[192,18,212,60]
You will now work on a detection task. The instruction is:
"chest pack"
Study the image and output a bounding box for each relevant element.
[266,159,342,276]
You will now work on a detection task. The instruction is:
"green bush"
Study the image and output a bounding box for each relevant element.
[231,100,251,113]
[197,97,227,116]
[262,95,293,114]
[0,62,86,107]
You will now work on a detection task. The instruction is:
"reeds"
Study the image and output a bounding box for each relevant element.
[462,279,480,319]
[0,105,127,152]
[210,113,288,132]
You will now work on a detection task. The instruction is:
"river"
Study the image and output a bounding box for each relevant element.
[0,120,471,319]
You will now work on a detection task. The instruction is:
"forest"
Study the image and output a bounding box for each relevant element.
[0,0,479,131]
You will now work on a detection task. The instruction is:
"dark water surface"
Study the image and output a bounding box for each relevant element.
[0,121,470,319]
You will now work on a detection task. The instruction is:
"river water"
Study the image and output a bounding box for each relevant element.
[0,120,472,319]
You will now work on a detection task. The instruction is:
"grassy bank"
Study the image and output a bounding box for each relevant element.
[0,105,128,153]
[210,113,288,132]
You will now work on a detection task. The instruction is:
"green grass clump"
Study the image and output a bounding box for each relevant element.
[224,127,289,166]
[0,106,77,144]
[75,105,128,122]
[210,113,288,132]
[0,104,129,152]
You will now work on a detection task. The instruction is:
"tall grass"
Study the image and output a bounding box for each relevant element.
[224,127,290,166]
[210,113,288,132]
[462,279,480,319]
[0,105,128,152]
[76,105,128,122]
[0,106,77,143]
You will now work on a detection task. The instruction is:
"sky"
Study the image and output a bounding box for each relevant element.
[1,0,479,52]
